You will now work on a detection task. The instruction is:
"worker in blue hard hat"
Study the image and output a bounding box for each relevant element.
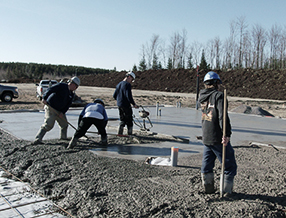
[199,71,237,196]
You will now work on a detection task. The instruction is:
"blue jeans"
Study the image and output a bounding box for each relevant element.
[201,142,237,177]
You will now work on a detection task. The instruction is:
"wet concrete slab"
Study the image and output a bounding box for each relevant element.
[0,106,285,161]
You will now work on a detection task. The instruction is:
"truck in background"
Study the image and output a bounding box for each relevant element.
[35,80,58,100]
[0,84,19,102]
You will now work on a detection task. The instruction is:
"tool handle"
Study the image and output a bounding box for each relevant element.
[220,89,227,198]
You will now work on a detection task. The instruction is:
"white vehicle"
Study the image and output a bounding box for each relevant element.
[36,80,58,100]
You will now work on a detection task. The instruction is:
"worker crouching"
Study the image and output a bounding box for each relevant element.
[67,99,108,149]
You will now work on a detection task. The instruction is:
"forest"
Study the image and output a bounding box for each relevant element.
[136,17,286,72]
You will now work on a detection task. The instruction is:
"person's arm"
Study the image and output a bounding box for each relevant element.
[126,84,138,108]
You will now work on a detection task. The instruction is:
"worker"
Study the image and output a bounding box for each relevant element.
[67,99,108,149]
[113,72,139,135]
[198,71,237,195]
[32,76,80,145]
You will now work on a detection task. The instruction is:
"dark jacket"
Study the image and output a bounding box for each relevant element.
[113,81,135,108]
[43,83,74,114]
[198,88,231,145]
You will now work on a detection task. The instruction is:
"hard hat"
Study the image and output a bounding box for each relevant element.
[94,98,105,106]
[126,72,136,80]
[70,76,80,86]
[203,71,222,84]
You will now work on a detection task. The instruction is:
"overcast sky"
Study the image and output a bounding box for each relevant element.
[0,0,285,71]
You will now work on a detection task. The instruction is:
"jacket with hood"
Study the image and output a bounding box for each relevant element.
[198,87,231,145]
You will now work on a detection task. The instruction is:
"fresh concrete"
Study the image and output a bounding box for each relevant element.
[0,106,285,161]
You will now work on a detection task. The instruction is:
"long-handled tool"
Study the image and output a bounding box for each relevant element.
[220,89,227,198]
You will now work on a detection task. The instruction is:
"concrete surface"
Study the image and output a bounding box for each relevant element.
[0,106,285,161]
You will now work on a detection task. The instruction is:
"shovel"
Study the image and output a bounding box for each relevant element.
[220,89,227,198]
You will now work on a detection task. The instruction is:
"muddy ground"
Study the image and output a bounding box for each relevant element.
[1,127,286,217]
[0,72,286,217]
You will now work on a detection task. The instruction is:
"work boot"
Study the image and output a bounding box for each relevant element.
[67,136,78,149]
[118,126,124,135]
[127,126,133,135]
[60,127,68,140]
[32,128,47,145]
[223,174,234,195]
[201,173,215,194]
[100,135,108,146]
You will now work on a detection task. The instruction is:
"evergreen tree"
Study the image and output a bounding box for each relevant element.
[138,56,147,71]
[167,58,173,70]
[187,53,193,69]
[152,54,159,70]
[132,64,137,72]
[199,50,210,70]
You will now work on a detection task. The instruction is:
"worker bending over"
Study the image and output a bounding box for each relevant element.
[67,99,108,149]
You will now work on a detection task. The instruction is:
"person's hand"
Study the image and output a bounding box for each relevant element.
[222,136,230,146]
[134,104,139,109]
[42,99,47,105]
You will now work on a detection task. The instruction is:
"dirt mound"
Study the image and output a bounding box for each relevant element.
[7,68,286,101]
[231,105,274,117]
[78,68,286,101]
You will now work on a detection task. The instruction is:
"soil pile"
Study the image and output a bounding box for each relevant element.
[78,68,286,100]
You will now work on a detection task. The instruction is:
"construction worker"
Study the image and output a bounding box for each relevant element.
[67,99,108,149]
[198,71,237,195]
[32,76,80,145]
[113,72,139,135]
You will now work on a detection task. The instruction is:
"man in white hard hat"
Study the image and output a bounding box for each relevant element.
[113,72,139,135]
[32,76,80,144]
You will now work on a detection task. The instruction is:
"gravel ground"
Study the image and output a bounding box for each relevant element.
[1,83,286,217]
[0,128,286,217]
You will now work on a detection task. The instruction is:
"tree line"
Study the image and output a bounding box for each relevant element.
[0,62,112,81]
[133,16,286,72]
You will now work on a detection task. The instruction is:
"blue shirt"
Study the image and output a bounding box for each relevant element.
[113,81,135,108]
[43,83,74,114]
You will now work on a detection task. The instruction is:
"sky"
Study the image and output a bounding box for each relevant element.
[0,0,285,71]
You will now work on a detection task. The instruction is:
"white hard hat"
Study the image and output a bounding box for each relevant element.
[70,76,80,86]
[126,72,136,80]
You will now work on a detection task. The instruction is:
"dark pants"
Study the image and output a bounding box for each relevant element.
[74,117,107,139]
[201,142,237,177]
[118,106,133,128]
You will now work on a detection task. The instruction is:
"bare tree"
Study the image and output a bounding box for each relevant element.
[268,24,282,68]
[168,32,182,69]
[190,41,203,68]
[236,16,248,68]
[214,37,222,69]
[143,34,161,69]
[278,26,286,69]
[251,24,267,68]
[168,29,188,69]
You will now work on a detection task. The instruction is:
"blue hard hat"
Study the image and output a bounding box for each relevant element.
[203,71,222,84]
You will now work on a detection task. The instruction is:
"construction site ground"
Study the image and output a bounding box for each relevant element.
[0,83,286,217]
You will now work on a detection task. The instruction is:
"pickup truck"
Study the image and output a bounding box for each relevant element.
[36,80,58,100]
[0,84,19,102]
